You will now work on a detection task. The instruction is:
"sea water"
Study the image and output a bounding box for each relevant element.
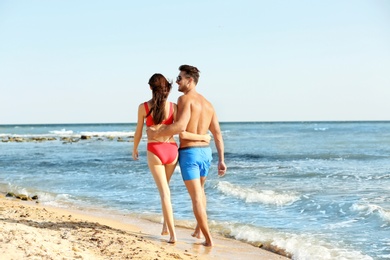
[0,122,389,260]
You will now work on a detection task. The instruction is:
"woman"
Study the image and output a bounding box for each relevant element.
[132,73,209,243]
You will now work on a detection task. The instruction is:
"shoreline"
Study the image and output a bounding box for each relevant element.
[0,194,289,259]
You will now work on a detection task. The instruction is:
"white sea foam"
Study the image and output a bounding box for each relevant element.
[3,182,28,195]
[314,127,328,131]
[49,129,74,135]
[1,130,134,139]
[351,203,390,223]
[34,192,63,204]
[325,219,358,230]
[226,224,372,260]
[216,181,300,206]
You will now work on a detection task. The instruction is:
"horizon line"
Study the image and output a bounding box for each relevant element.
[1,119,390,126]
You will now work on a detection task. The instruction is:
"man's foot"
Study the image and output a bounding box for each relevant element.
[191,230,203,239]
[202,240,213,247]
[191,225,202,239]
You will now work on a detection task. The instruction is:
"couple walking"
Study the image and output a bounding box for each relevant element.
[132,65,227,246]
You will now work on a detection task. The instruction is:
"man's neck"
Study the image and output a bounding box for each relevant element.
[183,85,196,95]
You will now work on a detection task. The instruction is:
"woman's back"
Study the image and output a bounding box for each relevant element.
[144,101,176,143]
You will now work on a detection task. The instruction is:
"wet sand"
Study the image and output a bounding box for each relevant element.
[0,195,288,259]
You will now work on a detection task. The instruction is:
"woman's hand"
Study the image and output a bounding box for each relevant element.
[132,150,139,160]
[179,131,211,143]
[203,134,212,143]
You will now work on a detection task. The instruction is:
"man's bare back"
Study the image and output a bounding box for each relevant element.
[178,91,214,148]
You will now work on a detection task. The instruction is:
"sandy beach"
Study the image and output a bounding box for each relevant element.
[0,194,288,260]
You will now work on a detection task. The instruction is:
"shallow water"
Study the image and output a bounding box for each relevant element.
[1,122,389,259]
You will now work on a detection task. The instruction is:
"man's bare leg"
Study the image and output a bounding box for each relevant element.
[184,177,213,246]
[191,177,207,239]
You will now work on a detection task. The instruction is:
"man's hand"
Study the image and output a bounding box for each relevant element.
[146,126,157,139]
[218,161,227,177]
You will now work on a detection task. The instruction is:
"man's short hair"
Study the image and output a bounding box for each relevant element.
[179,65,200,85]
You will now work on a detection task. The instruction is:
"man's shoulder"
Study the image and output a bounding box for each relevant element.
[183,91,208,101]
[196,93,213,107]
[178,93,195,103]
[178,91,212,107]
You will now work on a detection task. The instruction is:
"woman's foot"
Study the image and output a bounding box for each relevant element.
[168,236,177,244]
[161,225,169,236]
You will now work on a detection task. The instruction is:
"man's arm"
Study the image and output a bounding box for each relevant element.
[209,111,226,176]
[147,95,191,138]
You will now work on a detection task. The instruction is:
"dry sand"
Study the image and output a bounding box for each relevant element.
[0,195,289,259]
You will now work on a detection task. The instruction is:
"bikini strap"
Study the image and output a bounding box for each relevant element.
[143,102,150,114]
[144,102,155,126]
[168,102,173,118]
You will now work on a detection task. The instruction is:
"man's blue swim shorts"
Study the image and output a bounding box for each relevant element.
[178,146,212,181]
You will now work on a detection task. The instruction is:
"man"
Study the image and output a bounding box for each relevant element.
[148,65,227,247]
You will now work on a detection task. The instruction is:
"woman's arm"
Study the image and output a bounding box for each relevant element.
[179,131,211,143]
[132,104,145,160]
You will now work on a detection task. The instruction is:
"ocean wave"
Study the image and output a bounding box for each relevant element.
[216,181,300,206]
[0,130,135,141]
[351,203,390,223]
[2,182,29,196]
[223,224,372,260]
[49,129,74,135]
[314,127,328,131]
[0,183,70,206]
[224,152,388,162]
[47,129,134,138]
[325,219,359,230]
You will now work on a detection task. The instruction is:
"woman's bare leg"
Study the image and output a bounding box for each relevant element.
[147,152,177,243]
[164,161,178,243]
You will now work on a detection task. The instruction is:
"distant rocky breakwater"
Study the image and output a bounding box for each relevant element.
[1,134,135,143]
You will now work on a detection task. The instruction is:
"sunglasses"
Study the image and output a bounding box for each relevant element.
[176,75,190,82]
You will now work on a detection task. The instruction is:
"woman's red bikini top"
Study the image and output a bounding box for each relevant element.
[144,102,174,127]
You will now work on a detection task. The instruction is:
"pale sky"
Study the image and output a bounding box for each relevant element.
[1,0,389,124]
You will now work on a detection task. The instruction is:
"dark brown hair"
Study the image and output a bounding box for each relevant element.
[147,73,172,124]
[179,65,200,85]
